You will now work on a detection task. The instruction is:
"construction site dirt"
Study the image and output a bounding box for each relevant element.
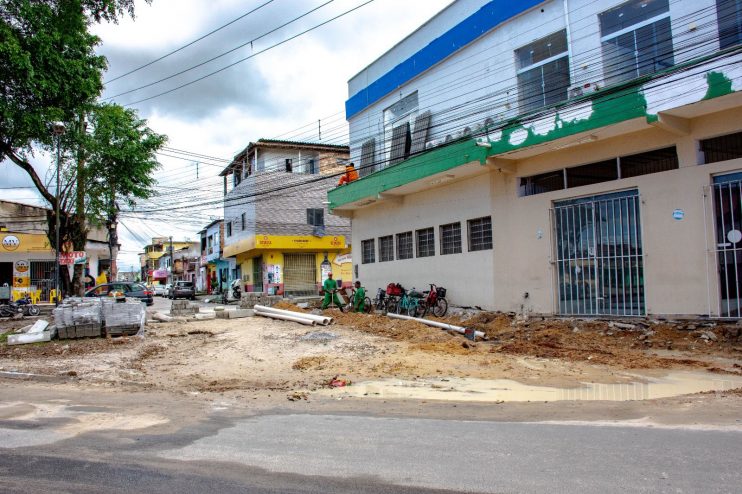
[1,304,742,424]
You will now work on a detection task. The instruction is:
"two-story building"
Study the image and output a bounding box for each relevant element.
[329,0,742,318]
[139,237,199,286]
[220,139,351,296]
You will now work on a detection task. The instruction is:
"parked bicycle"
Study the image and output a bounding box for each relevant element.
[344,286,372,313]
[419,284,448,317]
[393,286,426,317]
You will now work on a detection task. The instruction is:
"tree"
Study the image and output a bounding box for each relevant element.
[0,0,159,296]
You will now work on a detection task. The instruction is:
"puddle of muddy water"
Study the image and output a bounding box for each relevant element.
[317,372,742,403]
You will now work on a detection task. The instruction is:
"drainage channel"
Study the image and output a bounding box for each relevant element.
[316,372,742,403]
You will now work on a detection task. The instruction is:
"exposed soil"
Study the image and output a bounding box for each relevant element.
[1,305,741,398]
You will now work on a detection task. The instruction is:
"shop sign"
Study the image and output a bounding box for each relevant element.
[13,260,29,273]
[59,251,87,265]
[1,235,20,251]
[333,254,352,265]
[258,235,272,247]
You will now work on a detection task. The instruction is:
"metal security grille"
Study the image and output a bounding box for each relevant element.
[396,232,413,260]
[553,190,644,316]
[379,235,394,262]
[362,239,375,264]
[416,227,435,257]
[30,260,55,301]
[468,216,493,251]
[440,222,462,255]
[283,254,316,296]
[712,173,742,317]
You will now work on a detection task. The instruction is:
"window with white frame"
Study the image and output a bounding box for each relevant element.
[379,235,394,262]
[515,30,570,113]
[717,0,742,49]
[396,231,413,260]
[362,239,375,264]
[440,222,462,255]
[468,217,493,251]
[599,0,674,86]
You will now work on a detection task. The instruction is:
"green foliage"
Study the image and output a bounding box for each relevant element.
[83,103,167,221]
[0,0,107,157]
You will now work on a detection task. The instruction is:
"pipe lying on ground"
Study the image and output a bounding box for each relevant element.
[254,309,316,326]
[253,305,332,325]
[387,312,485,339]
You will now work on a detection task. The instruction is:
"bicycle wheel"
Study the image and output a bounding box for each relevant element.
[433,298,448,317]
[384,298,397,314]
[363,297,372,313]
[407,300,424,318]
[26,304,40,317]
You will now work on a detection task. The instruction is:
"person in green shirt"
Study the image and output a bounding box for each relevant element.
[321,272,343,311]
[352,281,366,313]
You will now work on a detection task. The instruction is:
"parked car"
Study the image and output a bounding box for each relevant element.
[84,282,153,306]
[153,284,169,296]
[168,280,195,300]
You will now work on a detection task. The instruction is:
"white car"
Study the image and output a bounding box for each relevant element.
[153,284,169,296]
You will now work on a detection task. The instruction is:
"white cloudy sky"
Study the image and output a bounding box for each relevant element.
[2,0,450,271]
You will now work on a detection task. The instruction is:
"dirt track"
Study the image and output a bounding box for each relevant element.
[1,304,741,398]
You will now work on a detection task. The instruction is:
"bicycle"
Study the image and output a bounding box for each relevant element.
[395,287,426,317]
[419,284,448,318]
[344,287,372,313]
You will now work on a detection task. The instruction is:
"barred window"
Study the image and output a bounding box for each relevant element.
[379,235,394,262]
[362,239,375,264]
[396,231,413,260]
[440,222,462,255]
[701,131,742,164]
[468,217,493,251]
[416,227,435,257]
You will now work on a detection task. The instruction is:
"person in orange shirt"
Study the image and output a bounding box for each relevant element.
[337,162,359,186]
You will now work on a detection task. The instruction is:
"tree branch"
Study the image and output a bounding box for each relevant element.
[2,146,57,208]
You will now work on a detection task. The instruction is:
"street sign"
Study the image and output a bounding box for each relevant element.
[59,251,87,265]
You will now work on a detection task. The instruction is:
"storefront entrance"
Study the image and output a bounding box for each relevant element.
[553,190,645,316]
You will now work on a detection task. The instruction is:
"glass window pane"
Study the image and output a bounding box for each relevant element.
[599,0,670,37]
[416,227,435,258]
[515,30,568,69]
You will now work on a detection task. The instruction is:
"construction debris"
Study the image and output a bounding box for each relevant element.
[6,320,56,345]
[54,298,102,339]
[102,298,145,336]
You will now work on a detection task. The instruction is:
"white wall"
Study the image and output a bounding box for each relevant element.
[352,173,495,308]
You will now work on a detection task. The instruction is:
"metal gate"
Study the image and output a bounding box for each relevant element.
[30,260,55,302]
[553,190,645,316]
[283,254,317,296]
[712,173,742,318]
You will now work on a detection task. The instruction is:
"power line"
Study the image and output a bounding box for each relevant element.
[104,0,277,84]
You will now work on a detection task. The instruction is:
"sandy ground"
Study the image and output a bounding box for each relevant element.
[1,304,741,401]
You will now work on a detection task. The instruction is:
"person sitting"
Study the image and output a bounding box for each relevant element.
[337,162,359,186]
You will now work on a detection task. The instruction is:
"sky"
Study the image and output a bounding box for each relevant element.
[1,0,451,272]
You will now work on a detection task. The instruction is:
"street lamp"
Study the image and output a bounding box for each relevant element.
[51,121,66,304]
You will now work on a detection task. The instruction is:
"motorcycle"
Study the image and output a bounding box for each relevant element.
[0,294,40,318]
[220,280,242,304]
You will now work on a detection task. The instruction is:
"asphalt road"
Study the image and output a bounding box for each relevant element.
[2,395,741,493]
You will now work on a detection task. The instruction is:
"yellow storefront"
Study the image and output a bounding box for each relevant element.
[0,231,55,302]
[224,235,351,296]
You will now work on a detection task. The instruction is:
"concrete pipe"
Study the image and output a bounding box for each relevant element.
[387,312,485,339]
[255,310,316,326]
[253,305,332,325]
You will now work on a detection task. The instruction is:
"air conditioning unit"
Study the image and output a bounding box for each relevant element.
[568,82,600,98]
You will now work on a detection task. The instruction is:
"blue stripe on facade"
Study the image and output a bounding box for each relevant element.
[345,0,544,119]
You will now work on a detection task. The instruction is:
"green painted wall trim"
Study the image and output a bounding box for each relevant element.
[328,139,488,209]
[704,71,734,100]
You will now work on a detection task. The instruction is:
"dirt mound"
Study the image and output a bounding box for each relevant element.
[0,336,140,359]
[293,356,327,371]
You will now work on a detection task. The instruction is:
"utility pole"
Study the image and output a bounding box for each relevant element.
[169,236,173,284]
[52,122,66,303]
[74,114,86,296]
